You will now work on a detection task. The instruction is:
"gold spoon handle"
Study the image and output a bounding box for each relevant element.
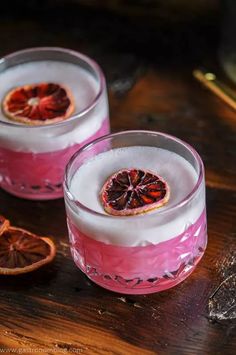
[193,69,236,111]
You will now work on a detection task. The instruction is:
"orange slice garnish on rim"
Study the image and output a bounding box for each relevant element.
[2,82,74,125]
[100,168,170,216]
[0,226,56,275]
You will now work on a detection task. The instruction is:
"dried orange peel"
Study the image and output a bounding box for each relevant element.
[100,168,170,216]
[2,82,74,125]
[0,215,10,235]
[0,218,56,275]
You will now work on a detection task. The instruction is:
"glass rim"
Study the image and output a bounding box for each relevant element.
[0,46,105,129]
[64,130,204,220]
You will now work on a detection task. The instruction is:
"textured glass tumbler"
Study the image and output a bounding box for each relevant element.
[0,47,109,200]
[64,131,207,294]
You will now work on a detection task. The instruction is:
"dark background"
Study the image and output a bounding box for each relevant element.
[0,1,236,354]
[0,0,221,78]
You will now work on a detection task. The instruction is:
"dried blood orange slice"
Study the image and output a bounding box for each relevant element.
[0,227,56,275]
[101,168,170,216]
[0,216,10,235]
[2,82,74,125]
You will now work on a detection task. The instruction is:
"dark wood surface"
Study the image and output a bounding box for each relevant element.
[0,3,235,354]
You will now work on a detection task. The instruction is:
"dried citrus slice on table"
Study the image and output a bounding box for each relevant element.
[0,215,10,235]
[2,82,74,125]
[0,227,56,275]
[101,168,170,216]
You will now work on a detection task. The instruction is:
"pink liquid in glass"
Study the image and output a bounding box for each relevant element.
[0,118,109,199]
[67,209,207,294]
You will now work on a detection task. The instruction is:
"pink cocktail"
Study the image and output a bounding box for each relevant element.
[64,131,207,294]
[0,47,110,200]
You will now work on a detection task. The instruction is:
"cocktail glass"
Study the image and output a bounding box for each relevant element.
[0,47,109,200]
[64,130,207,294]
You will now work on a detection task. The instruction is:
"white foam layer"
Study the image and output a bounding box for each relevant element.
[0,60,108,152]
[66,146,205,246]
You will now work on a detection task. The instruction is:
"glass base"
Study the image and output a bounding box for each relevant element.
[68,210,207,295]
[80,254,204,295]
[0,179,63,200]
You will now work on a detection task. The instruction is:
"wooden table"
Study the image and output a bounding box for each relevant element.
[0,3,235,354]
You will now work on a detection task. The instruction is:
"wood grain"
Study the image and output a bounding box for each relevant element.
[0,3,235,354]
